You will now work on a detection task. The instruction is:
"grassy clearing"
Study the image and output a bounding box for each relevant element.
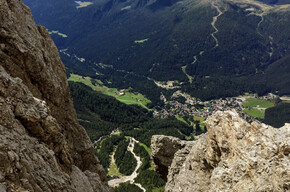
[134,39,148,43]
[121,6,131,11]
[108,147,125,176]
[200,122,206,131]
[58,33,68,38]
[193,115,206,132]
[176,115,206,138]
[193,115,205,122]
[242,98,274,108]
[138,142,154,170]
[96,136,107,154]
[68,74,151,109]
[108,160,120,175]
[175,116,195,140]
[138,142,151,156]
[243,109,265,118]
[175,115,189,125]
[48,30,68,38]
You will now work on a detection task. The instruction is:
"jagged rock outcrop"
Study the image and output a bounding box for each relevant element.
[151,136,193,180]
[0,0,111,191]
[151,111,290,192]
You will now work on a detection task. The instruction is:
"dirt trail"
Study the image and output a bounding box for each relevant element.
[108,138,146,191]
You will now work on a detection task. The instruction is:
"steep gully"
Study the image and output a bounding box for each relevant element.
[108,137,146,191]
[181,1,223,83]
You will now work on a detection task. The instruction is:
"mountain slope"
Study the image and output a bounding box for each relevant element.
[0,0,111,191]
[23,0,290,99]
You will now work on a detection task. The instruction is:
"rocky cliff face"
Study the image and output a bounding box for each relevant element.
[152,111,290,192]
[0,0,111,191]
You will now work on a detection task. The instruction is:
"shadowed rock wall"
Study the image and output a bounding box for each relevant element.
[0,0,111,191]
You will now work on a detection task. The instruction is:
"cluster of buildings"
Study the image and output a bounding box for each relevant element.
[154,91,244,119]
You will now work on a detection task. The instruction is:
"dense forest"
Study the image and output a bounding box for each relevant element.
[135,170,166,192]
[22,1,290,191]
[95,135,124,170]
[134,143,151,171]
[69,82,149,140]
[114,182,143,192]
[264,102,290,128]
[68,81,199,192]
[114,139,137,175]
[69,82,194,143]
[26,0,290,104]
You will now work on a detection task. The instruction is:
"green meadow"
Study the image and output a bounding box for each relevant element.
[242,98,274,108]
[243,109,265,118]
[134,38,148,43]
[68,74,151,109]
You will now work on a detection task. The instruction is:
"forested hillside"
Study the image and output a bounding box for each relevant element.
[24,0,290,104]
[68,81,197,191]
[264,102,290,128]
[69,82,197,141]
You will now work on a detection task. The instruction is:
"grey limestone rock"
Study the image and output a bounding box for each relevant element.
[151,111,290,192]
[0,0,111,191]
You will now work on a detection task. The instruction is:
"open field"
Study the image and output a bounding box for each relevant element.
[242,98,274,108]
[243,109,265,118]
[68,74,151,109]
[108,147,125,176]
[175,115,189,125]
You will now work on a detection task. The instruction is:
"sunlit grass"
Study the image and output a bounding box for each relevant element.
[134,39,148,43]
[242,98,274,108]
[108,146,125,176]
[243,109,265,118]
[68,74,151,109]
